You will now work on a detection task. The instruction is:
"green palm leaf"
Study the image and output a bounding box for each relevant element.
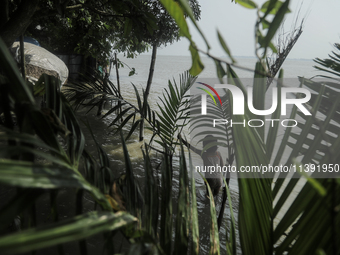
[0,211,136,254]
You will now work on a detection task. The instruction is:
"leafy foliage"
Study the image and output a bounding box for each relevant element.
[27,0,159,59]
[0,211,136,254]
[0,37,138,253]
[63,69,122,115]
[65,70,196,156]
[163,1,340,254]
[153,72,197,153]
[189,59,340,254]
[313,42,340,80]
[1,0,200,60]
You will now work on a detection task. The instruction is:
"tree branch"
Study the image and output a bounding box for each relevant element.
[66,4,83,10]
[0,0,40,47]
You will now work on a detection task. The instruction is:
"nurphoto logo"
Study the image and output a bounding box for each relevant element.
[200,83,311,116]
[194,79,312,129]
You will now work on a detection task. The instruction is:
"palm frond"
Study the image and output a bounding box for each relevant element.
[67,69,196,156]
[173,141,190,254]
[313,43,340,80]
[0,38,140,254]
[190,90,233,157]
[227,63,272,255]
[270,75,340,254]
[224,58,340,255]
[0,211,136,254]
[155,71,197,153]
[63,70,121,115]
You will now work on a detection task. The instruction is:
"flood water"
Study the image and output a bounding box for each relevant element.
[76,55,318,254]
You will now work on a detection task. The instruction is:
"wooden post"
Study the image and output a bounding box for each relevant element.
[19,34,26,81]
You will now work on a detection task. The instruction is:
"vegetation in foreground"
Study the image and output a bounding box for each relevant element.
[0,0,339,255]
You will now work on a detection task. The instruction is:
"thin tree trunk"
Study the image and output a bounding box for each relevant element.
[114,52,122,122]
[139,42,158,141]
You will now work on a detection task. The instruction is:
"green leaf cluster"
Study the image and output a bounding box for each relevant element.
[0,37,138,254]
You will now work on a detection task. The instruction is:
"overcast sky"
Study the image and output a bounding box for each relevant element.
[154,0,340,60]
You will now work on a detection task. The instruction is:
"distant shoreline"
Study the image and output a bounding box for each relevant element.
[137,53,313,61]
